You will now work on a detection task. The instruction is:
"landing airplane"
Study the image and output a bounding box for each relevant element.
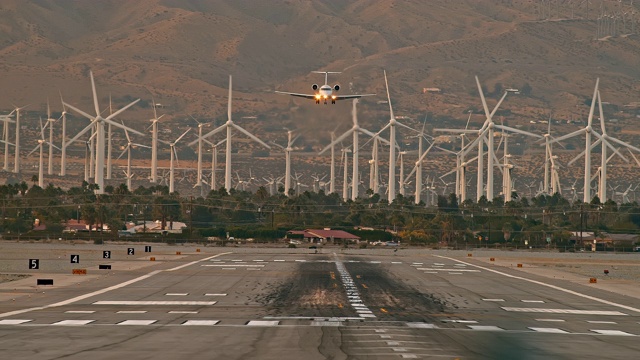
[275,71,375,104]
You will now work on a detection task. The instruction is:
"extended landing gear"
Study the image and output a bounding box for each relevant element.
[315,99,320,104]
[331,99,336,104]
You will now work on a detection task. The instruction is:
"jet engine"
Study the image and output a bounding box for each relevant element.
[312,84,319,91]
[333,84,340,91]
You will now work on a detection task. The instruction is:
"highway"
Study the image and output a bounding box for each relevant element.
[1,247,639,359]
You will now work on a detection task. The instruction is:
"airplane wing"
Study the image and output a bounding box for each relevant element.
[334,94,376,100]
[275,91,317,99]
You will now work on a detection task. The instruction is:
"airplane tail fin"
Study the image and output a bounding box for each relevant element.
[312,71,341,85]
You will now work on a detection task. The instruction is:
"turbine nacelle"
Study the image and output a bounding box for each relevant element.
[312,84,319,91]
[333,84,340,91]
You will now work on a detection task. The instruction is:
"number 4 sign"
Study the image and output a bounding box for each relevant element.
[70,255,80,263]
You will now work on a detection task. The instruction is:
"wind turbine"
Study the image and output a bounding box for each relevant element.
[192,117,209,189]
[272,129,300,197]
[167,129,190,193]
[147,98,164,183]
[117,124,151,191]
[405,140,436,204]
[365,71,417,202]
[28,118,59,188]
[195,75,270,192]
[0,110,15,171]
[550,79,638,202]
[45,100,59,176]
[59,93,69,176]
[63,71,142,194]
[12,104,28,173]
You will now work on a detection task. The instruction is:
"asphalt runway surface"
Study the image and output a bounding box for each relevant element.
[1,244,639,359]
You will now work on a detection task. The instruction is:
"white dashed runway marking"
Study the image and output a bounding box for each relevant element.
[204,293,227,296]
[529,327,568,333]
[118,320,157,326]
[93,301,216,306]
[522,300,545,303]
[536,318,565,322]
[587,320,617,324]
[117,311,147,314]
[202,264,264,267]
[591,329,634,336]
[53,320,94,326]
[65,311,95,314]
[169,311,198,314]
[246,320,279,326]
[483,299,505,302]
[468,325,504,331]
[166,293,188,296]
[182,320,220,326]
[502,308,627,316]
[0,319,32,325]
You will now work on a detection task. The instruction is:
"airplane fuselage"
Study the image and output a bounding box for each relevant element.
[316,85,336,104]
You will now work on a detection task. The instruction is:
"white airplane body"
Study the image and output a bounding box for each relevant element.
[276,71,375,104]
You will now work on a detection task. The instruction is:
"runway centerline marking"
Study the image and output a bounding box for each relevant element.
[0,319,32,325]
[434,254,640,314]
[0,252,232,319]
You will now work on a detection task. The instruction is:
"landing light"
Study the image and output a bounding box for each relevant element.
[315,95,321,99]
[332,96,337,99]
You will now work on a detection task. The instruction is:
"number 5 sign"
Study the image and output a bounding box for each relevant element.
[29,259,39,269]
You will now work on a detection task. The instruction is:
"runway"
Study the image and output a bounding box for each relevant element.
[1,246,639,359]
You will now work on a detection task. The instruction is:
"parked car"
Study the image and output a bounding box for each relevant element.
[370,241,385,246]
[385,241,399,246]
[289,240,302,245]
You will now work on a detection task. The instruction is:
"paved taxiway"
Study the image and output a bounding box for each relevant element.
[1,245,639,359]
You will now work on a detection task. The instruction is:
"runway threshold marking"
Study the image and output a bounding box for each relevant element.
[434,254,640,314]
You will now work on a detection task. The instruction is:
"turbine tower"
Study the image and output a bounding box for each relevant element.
[0,110,15,171]
[59,93,68,176]
[148,99,163,183]
[196,75,270,192]
[63,71,142,194]
[272,130,300,197]
[13,105,28,173]
[45,100,58,176]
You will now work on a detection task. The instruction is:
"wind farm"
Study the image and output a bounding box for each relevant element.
[3,2,640,360]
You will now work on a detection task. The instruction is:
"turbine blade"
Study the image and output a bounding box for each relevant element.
[319,129,354,155]
[232,123,270,149]
[104,99,140,122]
[117,145,129,160]
[89,71,101,116]
[102,117,144,136]
[383,70,394,120]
